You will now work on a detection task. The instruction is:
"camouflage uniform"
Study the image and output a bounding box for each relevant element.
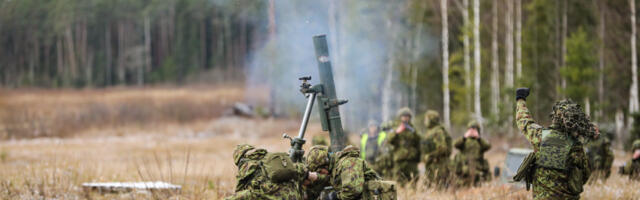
[225,144,307,200]
[452,121,491,187]
[306,145,380,200]
[619,140,640,180]
[312,135,329,146]
[385,108,421,185]
[421,110,452,187]
[586,129,614,181]
[516,97,592,200]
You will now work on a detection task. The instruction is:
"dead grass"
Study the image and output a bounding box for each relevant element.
[1,88,640,199]
[0,85,244,139]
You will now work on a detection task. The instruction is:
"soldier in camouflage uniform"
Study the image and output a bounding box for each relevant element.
[619,140,640,180]
[225,144,310,200]
[421,110,452,188]
[586,124,614,181]
[385,107,421,186]
[515,88,594,200]
[452,121,491,187]
[312,135,329,146]
[305,145,381,200]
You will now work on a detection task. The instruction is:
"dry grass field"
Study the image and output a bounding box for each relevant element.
[1,86,640,199]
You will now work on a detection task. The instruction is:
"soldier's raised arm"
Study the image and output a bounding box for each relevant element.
[515,88,543,148]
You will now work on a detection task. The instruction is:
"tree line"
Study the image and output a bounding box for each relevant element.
[0,0,267,87]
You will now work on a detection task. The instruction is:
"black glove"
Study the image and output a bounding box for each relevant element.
[327,191,338,200]
[515,88,530,101]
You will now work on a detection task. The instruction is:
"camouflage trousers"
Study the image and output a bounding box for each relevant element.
[225,190,304,200]
[531,168,581,200]
[424,159,451,188]
[392,160,419,186]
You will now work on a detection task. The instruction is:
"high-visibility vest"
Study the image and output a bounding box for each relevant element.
[360,131,387,159]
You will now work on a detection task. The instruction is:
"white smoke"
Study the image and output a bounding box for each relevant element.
[245,0,438,133]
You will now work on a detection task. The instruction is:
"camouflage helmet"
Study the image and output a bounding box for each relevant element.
[467,120,481,134]
[424,110,440,128]
[233,144,255,166]
[396,107,413,118]
[306,145,330,172]
[633,140,640,151]
[550,99,594,139]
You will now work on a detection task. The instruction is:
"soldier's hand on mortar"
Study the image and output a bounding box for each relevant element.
[515,88,530,101]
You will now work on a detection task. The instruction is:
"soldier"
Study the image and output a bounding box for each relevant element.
[619,140,640,180]
[514,88,595,200]
[586,124,614,181]
[360,120,387,165]
[452,121,491,187]
[385,107,421,185]
[421,110,452,188]
[312,135,329,146]
[225,144,312,200]
[305,145,396,200]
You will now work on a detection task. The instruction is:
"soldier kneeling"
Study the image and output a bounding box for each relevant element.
[305,145,397,200]
[225,144,312,200]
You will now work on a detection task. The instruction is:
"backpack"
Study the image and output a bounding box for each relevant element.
[365,180,397,200]
[262,152,297,183]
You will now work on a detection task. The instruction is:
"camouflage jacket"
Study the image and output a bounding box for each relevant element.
[453,137,491,174]
[586,137,614,171]
[422,124,452,164]
[229,150,307,200]
[516,100,590,199]
[387,122,421,162]
[620,159,640,180]
[310,147,380,200]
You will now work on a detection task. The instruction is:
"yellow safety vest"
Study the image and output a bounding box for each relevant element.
[360,131,387,159]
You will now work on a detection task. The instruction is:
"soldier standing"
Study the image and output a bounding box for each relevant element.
[514,88,595,200]
[421,110,452,188]
[305,145,396,200]
[586,124,614,181]
[619,140,640,180]
[225,144,311,200]
[452,121,491,187]
[386,107,421,186]
[360,120,387,165]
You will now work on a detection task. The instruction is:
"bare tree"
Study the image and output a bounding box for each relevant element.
[561,0,568,93]
[491,0,500,118]
[463,0,471,113]
[516,0,522,80]
[473,0,483,126]
[598,0,605,121]
[630,0,639,118]
[442,0,451,129]
[505,0,514,90]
